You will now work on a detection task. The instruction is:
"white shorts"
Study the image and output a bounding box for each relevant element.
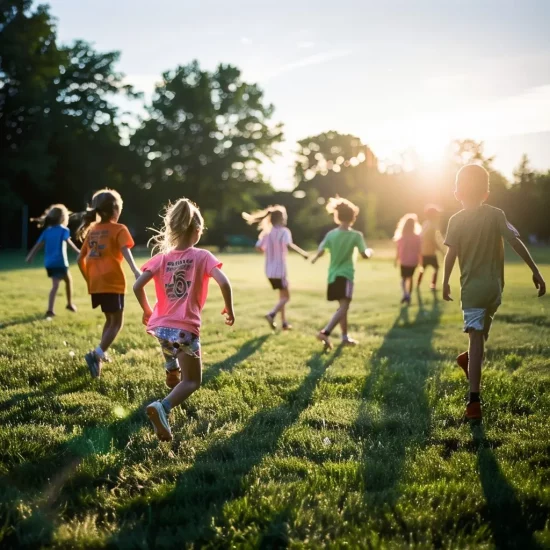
[463,307,498,339]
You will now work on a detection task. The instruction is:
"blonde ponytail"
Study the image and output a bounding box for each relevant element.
[242,205,287,236]
[149,198,205,254]
[31,204,70,228]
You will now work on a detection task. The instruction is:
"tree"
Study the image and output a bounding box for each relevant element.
[129,61,282,244]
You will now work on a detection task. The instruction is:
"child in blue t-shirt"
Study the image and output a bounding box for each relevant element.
[26,204,81,318]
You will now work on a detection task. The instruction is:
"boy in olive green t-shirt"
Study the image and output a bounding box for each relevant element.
[443,164,546,420]
[311,197,372,349]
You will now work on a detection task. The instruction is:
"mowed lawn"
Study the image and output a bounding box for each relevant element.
[0,246,549,549]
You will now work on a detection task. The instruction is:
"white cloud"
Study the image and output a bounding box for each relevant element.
[297,41,315,49]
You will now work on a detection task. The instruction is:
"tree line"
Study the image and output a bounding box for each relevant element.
[2,1,549,250]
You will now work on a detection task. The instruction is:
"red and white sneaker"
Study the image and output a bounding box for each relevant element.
[456,351,469,379]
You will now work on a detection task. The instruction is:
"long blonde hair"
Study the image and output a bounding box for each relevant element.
[393,213,421,241]
[31,204,70,228]
[326,196,359,225]
[76,189,123,241]
[242,205,287,237]
[149,197,205,254]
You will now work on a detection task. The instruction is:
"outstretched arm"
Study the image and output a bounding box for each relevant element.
[289,242,309,259]
[311,248,325,264]
[121,246,141,279]
[67,238,80,255]
[211,267,235,325]
[510,238,546,297]
[133,271,154,324]
[25,241,44,263]
[360,248,373,260]
[442,246,457,301]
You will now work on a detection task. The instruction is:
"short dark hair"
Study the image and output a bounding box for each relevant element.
[456,164,489,200]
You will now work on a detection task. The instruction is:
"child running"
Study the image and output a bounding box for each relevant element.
[393,213,422,305]
[25,204,80,317]
[443,164,546,420]
[311,197,372,349]
[133,198,235,442]
[242,205,308,330]
[417,204,444,291]
[77,189,141,378]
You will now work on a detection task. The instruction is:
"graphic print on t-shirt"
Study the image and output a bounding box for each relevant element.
[165,258,193,301]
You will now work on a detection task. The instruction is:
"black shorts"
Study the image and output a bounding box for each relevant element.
[91,293,125,313]
[400,265,417,278]
[327,277,353,301]
[46,267,68,279]
[268,277,288,290]
[422,255,439,269]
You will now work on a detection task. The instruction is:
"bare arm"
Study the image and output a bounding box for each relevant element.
[77,251,88,282]
[25,241,44,263]
[289,242,309,259]
[67,238,80,255]
[133,271,154,324]
[442,246,458,301]
[510,238,546,297]
[121,246,141,279]
[311,248,325,264]
[211,267,235,325]
[255,246,264,254]
[360,248,373,260]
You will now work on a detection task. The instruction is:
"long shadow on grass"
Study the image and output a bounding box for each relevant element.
[471,423,544,550]
[109,348,342,548]
[0,336,271,547]
[356,290,440,511]
[0,313,45,330]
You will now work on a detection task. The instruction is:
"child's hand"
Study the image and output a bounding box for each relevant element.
[443,283,453,301]
[142,309,152,326]
[221,307,235,326]
[365,248,373,259]
[533,271,546,297]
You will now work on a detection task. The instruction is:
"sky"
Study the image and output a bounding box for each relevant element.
[48,0,550,189]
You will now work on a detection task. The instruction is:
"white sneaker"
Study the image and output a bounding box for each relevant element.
[146,401,173,442]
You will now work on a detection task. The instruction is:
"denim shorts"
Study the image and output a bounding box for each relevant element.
[463,307,499,339]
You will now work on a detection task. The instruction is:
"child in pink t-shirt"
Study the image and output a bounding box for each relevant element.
[242,205,308,331]
[133,198,235,441]
[394,213,422,305]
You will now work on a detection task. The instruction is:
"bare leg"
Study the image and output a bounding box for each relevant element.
[164,352,202,409]
[279,289,290,324]
[323,299,350,334]
[48,278,61,313]
[99,311,124,352]
[339,307,348,336]
[417,267,425,286]
[405,276,413,296]
[400,278,406,299]
[431,268,439,289]
[63,272,74,306]
[269,288,290,318]
[468,331,484,394]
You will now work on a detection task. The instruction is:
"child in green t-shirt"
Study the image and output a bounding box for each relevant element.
[443,164,546,420]
[311,197,372,349]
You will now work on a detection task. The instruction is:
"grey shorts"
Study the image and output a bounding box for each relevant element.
[463,307,499,339]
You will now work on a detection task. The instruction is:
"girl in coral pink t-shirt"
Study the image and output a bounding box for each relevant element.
[393,213,422,305]
[133,198,235,442]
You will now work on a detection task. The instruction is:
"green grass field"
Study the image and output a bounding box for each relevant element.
[1,247,549,549]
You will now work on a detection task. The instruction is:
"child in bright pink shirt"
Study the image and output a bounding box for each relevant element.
[133,198,235,441]
[394,213,422,305]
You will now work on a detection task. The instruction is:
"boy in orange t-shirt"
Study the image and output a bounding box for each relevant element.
[77,189,141,378]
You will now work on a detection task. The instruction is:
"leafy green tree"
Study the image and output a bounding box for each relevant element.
[129,61,282,243]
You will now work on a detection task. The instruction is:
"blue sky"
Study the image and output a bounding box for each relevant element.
[48,0,550,188]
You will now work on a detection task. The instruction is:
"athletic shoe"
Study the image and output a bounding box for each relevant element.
[282,322,292,331]
[430,285,437,292]
[316,331,333,351]
[165,368,181,389]
[45,310,55,318]
[85,351,102,379]
[465,401,482,420]
[456,351,469,379]
[66,304,77,312]
[146,401,173,441]
[265,314,277,330]
[342,336,358,346]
